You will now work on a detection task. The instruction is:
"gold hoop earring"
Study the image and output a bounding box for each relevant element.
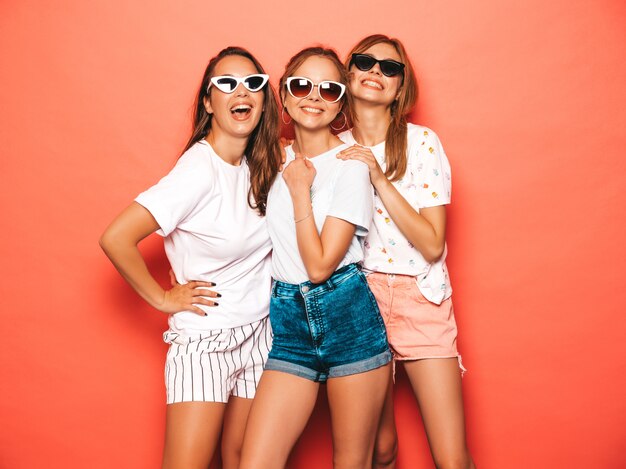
[330,111,347,131]
[281,107,292,125]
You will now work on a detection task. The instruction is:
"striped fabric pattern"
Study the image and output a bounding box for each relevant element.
[163,316,272,404]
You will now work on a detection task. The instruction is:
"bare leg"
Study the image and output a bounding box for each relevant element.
[221,396,253,469]
[240,370,319,469]
[162,401,226,469]
[404,358,475,469]
[327,364,391,469]
[372,373,398,468]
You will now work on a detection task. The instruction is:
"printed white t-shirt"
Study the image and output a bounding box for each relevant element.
[135,140,272,333]
[339,124,453,304]
[266,144,373,284]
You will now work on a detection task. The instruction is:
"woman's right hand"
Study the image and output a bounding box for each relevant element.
[100,203,221,317]
[158,280,219,316]
[337,144,386,187]
[282,153,316,197]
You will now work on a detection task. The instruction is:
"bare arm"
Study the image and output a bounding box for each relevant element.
[374,180,446,263]
[283,157,356,284]
[338,145,446,263]
[99,202,217,315]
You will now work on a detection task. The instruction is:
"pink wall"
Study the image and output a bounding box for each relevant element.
[1,0,625,467]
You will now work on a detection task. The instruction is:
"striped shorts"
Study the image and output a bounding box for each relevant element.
[163,316,272,404]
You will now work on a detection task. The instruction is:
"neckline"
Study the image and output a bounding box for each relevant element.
[286,143,349,162]
[348,129,385,150]
[198,140,246,170]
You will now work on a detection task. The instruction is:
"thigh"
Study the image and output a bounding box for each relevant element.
[388,280,459,360]
[327,364,391,468]
[221,396,254,469]
[240,370,319,469]
[404,358,470,462]
[162,401,226,469]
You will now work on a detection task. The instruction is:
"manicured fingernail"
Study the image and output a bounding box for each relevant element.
[216,293,222,298]
[212,302,219,306]
[209,282,216,287]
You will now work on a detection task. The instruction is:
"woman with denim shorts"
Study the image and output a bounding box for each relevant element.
[337,35,476,468]
[240,46,392,468]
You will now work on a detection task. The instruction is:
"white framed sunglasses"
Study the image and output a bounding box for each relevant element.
[207,74,269,94]
[285,76,346,103]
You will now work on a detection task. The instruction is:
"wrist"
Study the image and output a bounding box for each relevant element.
[294,211,313,223]
[289,187,312,203]
[288,179,310,191]
[372,174,391,191]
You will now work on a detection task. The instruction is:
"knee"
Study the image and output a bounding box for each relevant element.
[433,452,474,469]
[373,430,398,469]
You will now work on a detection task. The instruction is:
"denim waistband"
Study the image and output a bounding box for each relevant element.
[272,263,361,297]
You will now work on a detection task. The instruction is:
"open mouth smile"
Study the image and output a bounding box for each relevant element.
[230,103,253,120]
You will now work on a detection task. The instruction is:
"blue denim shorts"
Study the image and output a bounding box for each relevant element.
[265,264,391,382]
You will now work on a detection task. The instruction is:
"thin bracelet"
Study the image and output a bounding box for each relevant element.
[295,211,313,224]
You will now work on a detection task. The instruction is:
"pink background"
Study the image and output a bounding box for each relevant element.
[1,0,625,467]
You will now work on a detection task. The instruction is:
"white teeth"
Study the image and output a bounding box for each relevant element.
[302,107,322,113]
[363,80,383,89]
[231,104,252,111]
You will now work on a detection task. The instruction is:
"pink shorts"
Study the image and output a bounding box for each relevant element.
[366,272,463,367]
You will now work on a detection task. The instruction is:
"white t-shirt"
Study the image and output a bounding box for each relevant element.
[266,144,373,284]
[135,140,272,333]
[339,124,453,304]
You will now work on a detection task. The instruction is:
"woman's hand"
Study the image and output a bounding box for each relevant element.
[100,203,220,316]
[337,145,386,187]
[282,153,316,197]
[158,280,219,316]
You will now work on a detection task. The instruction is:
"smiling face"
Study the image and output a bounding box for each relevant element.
[283,55,344,132]
[348,42,403,108]
[203,54,265,140]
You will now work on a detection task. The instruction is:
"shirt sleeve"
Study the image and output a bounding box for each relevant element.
[412,128,452,208]
[327,159,374,236]
[135,147,211,237]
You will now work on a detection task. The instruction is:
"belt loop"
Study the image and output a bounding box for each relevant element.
[271,279,277,297]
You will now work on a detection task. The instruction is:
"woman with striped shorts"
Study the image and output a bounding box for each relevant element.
[99,46,281,469]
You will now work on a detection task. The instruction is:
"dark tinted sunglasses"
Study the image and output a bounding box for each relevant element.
[350,54,405,77]
[285,77,346,103]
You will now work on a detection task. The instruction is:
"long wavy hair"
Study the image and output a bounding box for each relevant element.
[346,34,418,181]
[279,46,354,134]
[182,46,281,215]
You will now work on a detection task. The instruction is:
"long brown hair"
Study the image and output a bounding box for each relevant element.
[183,46,281,215]
[279,47,354,134]
[346,34,418,181]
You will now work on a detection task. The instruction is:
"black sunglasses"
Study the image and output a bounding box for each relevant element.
[350,54,405,77]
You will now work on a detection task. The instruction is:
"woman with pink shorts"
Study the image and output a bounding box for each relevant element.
[337,34,476,468]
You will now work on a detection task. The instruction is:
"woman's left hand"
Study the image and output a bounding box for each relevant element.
[282,153,316,197]
[337,145,386,187]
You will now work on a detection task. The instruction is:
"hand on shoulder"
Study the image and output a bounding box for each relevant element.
[337,144,386,187]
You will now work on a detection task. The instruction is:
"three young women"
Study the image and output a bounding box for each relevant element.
[102,37,474,469]
[337,34,475,468]
[240,47,392,469]
[99,47,281,469]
